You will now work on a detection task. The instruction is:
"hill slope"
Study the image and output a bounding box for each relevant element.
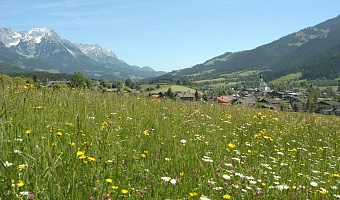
[159,15,340,82]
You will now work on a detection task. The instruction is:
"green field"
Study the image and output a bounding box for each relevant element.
[270,72,303,84]
[148,85,196,93]
[1,85,340,199]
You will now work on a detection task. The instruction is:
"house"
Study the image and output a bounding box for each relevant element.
[317,100,340,116]
[47,81,71,87]
[291,97,307,112]
[257,98,280,110]
[216,95,238,105]
[234,97,257,107]
[175,92,195,101]
[106,88,119,93]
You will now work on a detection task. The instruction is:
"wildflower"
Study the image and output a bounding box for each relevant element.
[77,151,85,156]
[3,161,13,167]
[88,156,96,161]
[112,186,118,190]
[121,189,128,194]
[19,191,29,196]
[18,164,26,170]
[223,194,231,199]
[51,142,56,147]
[17,180,24,187]
[26,130,31,135]
[106,179,113,183]
[180,139,187,144]
[69,142,76,146]
[200,195,211,200]
[180,172,184,176]
[189,192,198,197]
[222,174,231,180]
[28,194,35,200]
[57,131,62,136]
[170,179,177,185]
[141,154,146,159]
[228,143,236,149]
[332,173,340,178]
[161,177,171,182]
[143,130,150,136]
[202,156,213,162]
[310,181,318,187]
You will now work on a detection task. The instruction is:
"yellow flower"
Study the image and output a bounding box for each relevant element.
[77,151,85,156]
[79,155,87,159]
[106,178,113,183]
[143,130,150,136]
[51,142,56,147]
[180,172,185,176]
[332,173,340,178]
[69,142,76,146]
[18,164,26,170]
[223,194,231,199]
[25,130,31,135]
[112,186,118,190]
[88,156,96,161]
[17,180,24,187]
[228,143,236,149]
[57,131,62,136]
[189,192,197,197]
[121,189,128,194]
[141,154,146,159]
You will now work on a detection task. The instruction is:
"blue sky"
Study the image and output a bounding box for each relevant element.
[1,0,340,72]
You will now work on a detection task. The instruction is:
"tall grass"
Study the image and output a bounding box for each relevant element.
[1,85,339,199]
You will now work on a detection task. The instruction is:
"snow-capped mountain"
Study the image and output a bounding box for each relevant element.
[0,28,165,80]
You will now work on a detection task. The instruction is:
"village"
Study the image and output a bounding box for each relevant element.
[144,76,340,116]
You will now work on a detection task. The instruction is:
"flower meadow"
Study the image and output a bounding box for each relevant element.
[1,86,340,199]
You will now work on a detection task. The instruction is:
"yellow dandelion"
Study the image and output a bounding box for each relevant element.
[228,143,236,149]
[121,189,128,194]
[17,180,24,187]
[51,142,56,147]
[88,156,96,161]
[189,192,197,197]
[141,154,147,159]
[77,151,85,156]
[25,130,31,135]
[332,173,339,178]
[112,186,118,190]
[18,164,26,170]
[106,178,113,183]
[223,194,231,199]
[180,172,185,176]
[57,131,62,136]
[69,142,76,146]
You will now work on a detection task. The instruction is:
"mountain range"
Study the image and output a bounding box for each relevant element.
[156,14,340,82]
[0,28,166,80]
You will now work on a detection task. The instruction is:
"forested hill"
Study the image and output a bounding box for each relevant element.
[160,14,340,81]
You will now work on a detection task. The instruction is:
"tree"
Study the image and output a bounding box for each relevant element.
[166,87,174,99]
[195,90,199,101]
[156,84,160,89]
[125,79,134,88]
[70,72,89,89]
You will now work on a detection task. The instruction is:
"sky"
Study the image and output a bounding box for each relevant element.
[1,0,340,72]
